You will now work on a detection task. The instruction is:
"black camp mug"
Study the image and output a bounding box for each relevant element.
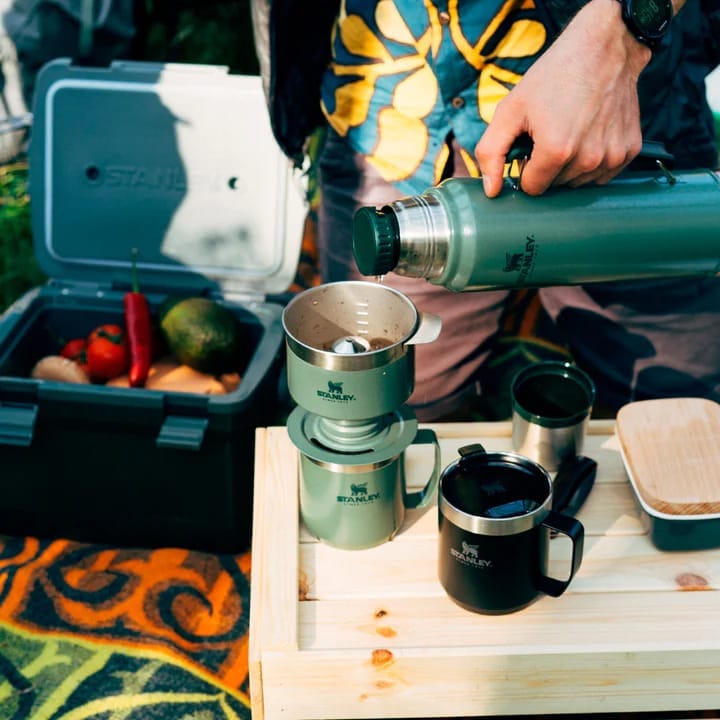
[438,443,584,614]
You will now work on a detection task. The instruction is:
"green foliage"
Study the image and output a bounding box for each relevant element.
[138,0,259,75]
[0,162,46,313]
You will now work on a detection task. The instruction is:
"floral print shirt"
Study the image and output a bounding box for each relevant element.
[320,0,549,194]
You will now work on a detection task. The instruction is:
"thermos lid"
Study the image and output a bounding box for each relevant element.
[352,206,400,276]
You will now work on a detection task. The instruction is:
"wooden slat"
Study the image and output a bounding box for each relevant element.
[297,590,720,651]
[248,427,301,720]
[299,531,720,602]
[260,642,720,720]
[300,478,644,546]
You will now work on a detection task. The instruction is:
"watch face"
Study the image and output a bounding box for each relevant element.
[628,0,672,39]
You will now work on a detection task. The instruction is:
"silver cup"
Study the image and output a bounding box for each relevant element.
[511,361,595,472]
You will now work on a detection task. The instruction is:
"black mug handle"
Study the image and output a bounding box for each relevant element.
[537,510,584,598]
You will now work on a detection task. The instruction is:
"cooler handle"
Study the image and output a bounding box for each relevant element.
[156,416,208,451]
[0,402,38,447]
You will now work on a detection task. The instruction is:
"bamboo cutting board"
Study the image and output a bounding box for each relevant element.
[616,398,720,515]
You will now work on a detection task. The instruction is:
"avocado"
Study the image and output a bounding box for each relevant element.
[159,297,243,375]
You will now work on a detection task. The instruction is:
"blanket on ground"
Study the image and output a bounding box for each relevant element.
[0,536,252,719]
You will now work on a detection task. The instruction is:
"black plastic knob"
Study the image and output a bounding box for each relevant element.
[352,206,400,276]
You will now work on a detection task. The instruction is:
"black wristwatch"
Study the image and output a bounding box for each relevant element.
[617,0,673,49]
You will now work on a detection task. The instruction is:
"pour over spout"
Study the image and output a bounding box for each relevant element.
[406,312,442,346]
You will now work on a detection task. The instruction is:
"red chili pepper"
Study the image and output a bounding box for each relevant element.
[124,249,152,388]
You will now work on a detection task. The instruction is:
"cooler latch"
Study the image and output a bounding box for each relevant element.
[156,416,208,451]
[0,402,38,447]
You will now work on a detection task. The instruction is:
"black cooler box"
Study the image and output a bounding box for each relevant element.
[0,59,304,552]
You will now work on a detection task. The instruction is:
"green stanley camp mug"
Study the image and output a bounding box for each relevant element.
[288,407,440,550]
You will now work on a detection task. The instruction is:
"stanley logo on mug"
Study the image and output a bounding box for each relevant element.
[451,541,493,569]
[337,482,381,505]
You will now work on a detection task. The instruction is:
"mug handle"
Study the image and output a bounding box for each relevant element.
[402,428,441,509]
[537,511,584,597]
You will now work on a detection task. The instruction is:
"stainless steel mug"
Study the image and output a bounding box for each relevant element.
[438,443,584,614]
[511,361,595,472]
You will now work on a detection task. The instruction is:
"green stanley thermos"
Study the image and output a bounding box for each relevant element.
[352,168,720,291]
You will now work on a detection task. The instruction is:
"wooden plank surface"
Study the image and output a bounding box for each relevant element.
[249,420,720,720]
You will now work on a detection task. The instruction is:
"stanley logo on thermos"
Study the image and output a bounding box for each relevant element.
[502,235,537,284]
[317,380,356,402]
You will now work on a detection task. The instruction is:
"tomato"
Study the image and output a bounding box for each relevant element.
[60,338,87,360]
[86,327,129,382]
[88,324,125,345]
[60,337,90,374]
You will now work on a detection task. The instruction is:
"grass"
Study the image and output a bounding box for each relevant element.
[0,161,45,312]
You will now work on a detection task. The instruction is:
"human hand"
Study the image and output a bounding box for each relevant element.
[474,0,652,198]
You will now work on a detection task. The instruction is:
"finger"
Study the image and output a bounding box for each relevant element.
[588,163,631,186]
[555,136,636,188]
[516,143,573,196]
[475,110,527,198]
[559,156,633,188]
[552,142,609,186]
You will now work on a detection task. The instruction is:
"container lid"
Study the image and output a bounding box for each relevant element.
[617,398,720,516]
[29,59,304,298]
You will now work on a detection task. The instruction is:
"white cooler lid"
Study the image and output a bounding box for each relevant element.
[29,59,305,299]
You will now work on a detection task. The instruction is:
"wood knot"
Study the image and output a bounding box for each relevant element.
[675,572,710,590]
[374,608,387,619]
[371,649,394,668]
[376,626,397,638]
[298,571,309,601]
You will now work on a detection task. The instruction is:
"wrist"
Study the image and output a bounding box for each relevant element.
[587,0,652,71]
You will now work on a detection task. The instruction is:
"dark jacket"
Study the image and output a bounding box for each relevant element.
[252,0,720,170]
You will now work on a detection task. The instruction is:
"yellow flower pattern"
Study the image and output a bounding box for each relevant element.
[320,0,547,192]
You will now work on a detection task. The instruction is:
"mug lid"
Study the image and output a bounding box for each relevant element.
[439,444,552,536]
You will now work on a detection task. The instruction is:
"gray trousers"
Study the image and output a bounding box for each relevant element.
[318,128,720,420]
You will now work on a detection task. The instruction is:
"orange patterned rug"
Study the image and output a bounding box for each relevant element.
[0,536,252,718]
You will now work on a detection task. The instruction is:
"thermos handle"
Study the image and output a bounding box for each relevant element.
[506,133,534,164]
[403,428,441,509]
[505,133,675,169]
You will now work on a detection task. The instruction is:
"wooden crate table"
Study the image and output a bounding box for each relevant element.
[249,420,720,720]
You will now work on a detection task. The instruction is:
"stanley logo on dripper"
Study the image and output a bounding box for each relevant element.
[317,380,356,403]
